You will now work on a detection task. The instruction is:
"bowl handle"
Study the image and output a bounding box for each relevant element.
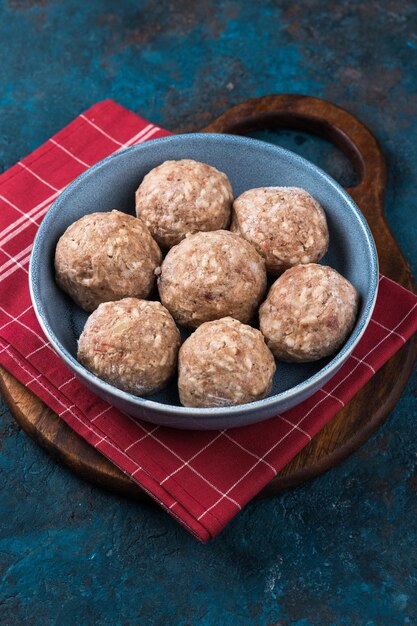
[202,94,413,285]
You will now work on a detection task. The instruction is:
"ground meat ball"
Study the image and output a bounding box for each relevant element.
[55,210,162,312]
[158,230,267,329]
[259,264,359,362]
[178,317,276,408]
[135,159,233,248]
[231,187,329,275]
[77,298,180,396]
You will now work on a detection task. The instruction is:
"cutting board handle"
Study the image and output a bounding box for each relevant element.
[202,94,386,219]
[202,93,415,281]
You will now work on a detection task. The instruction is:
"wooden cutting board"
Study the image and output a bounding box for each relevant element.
[1,94,416,500]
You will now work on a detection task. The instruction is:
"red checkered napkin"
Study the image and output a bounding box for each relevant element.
[1,100,416,542]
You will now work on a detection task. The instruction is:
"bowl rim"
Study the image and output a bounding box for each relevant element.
[29,132,379,419]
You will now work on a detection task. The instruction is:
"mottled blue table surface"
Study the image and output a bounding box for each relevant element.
[1,1,417,624]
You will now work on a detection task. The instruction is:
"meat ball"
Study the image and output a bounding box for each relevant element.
[231,187,329,275]
[135,159,233,248]
[158,230,267,329]
[55,210,162,312]
[77,298,180,396]
[178,317,276,408]
[259,264,359,362]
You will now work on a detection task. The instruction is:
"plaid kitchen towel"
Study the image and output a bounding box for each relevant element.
[1,100,417,542]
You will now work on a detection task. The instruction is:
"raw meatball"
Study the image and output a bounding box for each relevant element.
[77,298,180,396]
[55,210,162,312]
[231,187,329,275]
[178,317,276,408]
[135,159,233,248]
[158,230,267,329]
[259,264,359,362]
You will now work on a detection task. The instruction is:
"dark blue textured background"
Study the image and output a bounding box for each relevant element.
[1,1,417,624]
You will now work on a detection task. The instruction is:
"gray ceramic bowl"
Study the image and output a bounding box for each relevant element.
[30,133,378,430]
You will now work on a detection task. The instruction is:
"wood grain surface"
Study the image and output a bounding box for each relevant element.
[1,94,416,501]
